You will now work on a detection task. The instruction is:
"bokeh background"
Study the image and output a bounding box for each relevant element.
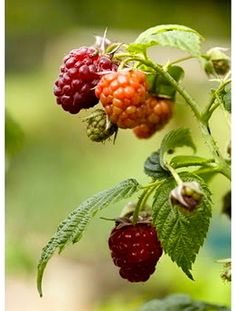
[6,0,231,310]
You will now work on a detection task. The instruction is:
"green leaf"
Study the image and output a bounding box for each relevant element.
[152,172,212,279]
[153,65,184,99]
[128,24,203,56]
[37,178,140,297]
[170,155,213,168]
[144,151,170,179]
[160,128,196,169]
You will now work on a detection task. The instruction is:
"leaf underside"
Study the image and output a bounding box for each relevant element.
[128,24,203,56]
[37,178,140,297]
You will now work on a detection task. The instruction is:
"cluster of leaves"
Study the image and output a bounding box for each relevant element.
[37,24,231,297]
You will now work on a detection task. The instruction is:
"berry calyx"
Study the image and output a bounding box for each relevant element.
[54,47,118,114]
[95,70,149,129]
[84,109,118,142]
[133,97,173,139]
[108,219,163,282]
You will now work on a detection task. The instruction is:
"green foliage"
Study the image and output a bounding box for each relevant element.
[152,172,212,279]
[139,294,230,311]
[37,178,140,296]
[153,65,184,99]
[219,84,231,113]
[160,128,196,169]
[170,155,213,169]
[128,24,203,56]
[144,151,170,179]
[5,111,24,157]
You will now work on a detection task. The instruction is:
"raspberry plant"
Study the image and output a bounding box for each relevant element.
[37,24,231,297]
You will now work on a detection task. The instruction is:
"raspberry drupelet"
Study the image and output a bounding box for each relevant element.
[95,70,149,129]
[54,47,118,114]
[108,221,163,282]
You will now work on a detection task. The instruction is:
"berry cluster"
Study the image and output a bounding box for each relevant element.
[95,70,173,137]
[54,47,117,114]
[53,45,174,139]
[108,220,163,282]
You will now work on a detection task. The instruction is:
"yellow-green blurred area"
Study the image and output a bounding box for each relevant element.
[6,0,231,310]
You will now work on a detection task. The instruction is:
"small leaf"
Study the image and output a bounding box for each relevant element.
[37,178,140,297]
[154,65,184,99]
[160,128,196,169]
[152,172,212,279]
[170,155,213,168]
[128,24,203,56]
[144,151,170,179]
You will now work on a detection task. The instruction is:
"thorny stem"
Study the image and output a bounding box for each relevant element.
[116,54,231,180]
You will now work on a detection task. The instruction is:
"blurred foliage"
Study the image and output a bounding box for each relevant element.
[6,0,230,72]
[5,111,24,158]
[139,294,230,311]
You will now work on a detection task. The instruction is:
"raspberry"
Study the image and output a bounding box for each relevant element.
[54,47,118,114]
[95,70,148,129]
[133,97,173,139]
[85,109,118,142]
[108,220,163,282]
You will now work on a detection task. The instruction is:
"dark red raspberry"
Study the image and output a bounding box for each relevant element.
[133,97,173,139]
[95,70,148,129]
[108,221,163,282]
[54,47,118,114]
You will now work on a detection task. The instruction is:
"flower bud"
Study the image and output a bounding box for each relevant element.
[84,109,118,142]
[170,181,203,211]
[204,47,230,76]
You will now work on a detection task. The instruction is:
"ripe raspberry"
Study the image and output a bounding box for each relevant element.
[85,109,118,142]
[54,47,118,114]
[108,220,163,282]
[95,70,148,129]
[133,97,173,139]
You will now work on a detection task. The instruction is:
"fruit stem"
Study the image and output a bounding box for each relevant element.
[132,182,161,224]
[165,162,183,186]
[168,55,195,65]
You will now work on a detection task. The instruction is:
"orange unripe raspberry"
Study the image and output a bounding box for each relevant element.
[133,97,173,139]
[95,70,148,129]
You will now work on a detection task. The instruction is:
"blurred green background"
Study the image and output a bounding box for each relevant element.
[6,0,231,310]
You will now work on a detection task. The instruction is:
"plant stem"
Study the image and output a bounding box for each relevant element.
[132,181,161,224]
[169,55,195,65]
[165,162,183,186]
[116,54,231,180]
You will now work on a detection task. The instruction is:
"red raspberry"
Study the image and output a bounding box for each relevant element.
[54,47,118,114]
[133,97,173,139]
[95,70,148,129]
[108,221,163,282]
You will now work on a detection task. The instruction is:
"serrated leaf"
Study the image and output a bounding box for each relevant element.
[37,178,140,297]
[128,24,203,56]
[160,128,196,169]
[144,151,170,179]
[152,172,212,279]
[170,155,213,168]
